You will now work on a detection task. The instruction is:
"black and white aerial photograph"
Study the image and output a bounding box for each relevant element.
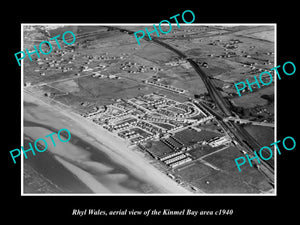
[4,4,298,224]
[22,24,275,194]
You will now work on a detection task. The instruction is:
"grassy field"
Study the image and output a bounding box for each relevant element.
[176,161,216,181]
[203,146,273,192]
[230,85,274,108]
[176,158,261,193]
[188,145,225,159]
[145,140,175,159]
[202,146,244,171]
[191,171,259,193]
[174,128,221,146]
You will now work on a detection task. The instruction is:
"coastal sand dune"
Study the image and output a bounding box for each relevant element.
[24,92,191,194]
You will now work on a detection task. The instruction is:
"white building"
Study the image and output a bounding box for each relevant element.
[208,136,231,147]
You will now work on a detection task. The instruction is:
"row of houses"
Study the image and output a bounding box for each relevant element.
[136,120,164,135]
[144,80,187,94]
[160,152,193,168]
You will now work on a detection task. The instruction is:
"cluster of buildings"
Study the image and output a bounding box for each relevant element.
[207,38,271,64]
[111,120,134,132]
[34,48,76,75]
[161,136,183,150]
[144,80,187,94]
[136,120,164,135]
[34,50,131,79]
[82,53,127,62]
[165,59,192,69]
[155,132,231,169]
[160,151,192,168]
[92,72,120,79]
[120,61,162,74]
[209,39,241,49]
[79,54,125,76]
[80,92,232,170]
[118,130,140,140]
[82,93,207,144]
[208,136,231,148]
[223,39,242,49]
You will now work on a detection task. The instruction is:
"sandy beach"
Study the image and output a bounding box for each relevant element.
[23,91,191,194]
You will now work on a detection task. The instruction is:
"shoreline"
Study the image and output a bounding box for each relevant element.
[23,91,191,194]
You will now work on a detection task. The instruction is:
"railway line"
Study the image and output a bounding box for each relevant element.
[78,25,276,184]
